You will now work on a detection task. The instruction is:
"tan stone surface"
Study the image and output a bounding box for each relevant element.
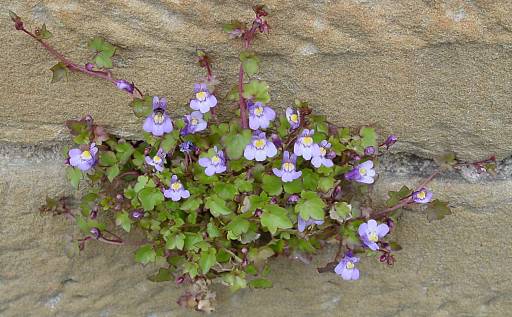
[2,1,512,160]
[1,145,511,316]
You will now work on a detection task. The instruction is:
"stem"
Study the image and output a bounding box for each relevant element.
[16,23,142,99]
[238,63,248,128]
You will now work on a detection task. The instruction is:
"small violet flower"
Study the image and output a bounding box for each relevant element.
[286,107,300,129]
[115,80,134,94]
[383,135,397,149]
[182,111,207,135]
[294,129,315,160]
[145,148,166,172]
[344,160,376,184]
[412,188,433,204]
[163,175,190,201]
[334,253,360,281]
[243,131,277,161]
[248,101,276,130]
[190,83,217,113]
[179,141,195,153]
[297,214,324,232]
[358,219,389,251]
[69,143,98,171]
[311,140,334,168]
[272,151,302,182]
[143,96,173,137]
[198,146,227,176]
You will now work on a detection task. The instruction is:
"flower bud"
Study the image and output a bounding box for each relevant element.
[131,210,144,220]
[383,135,397,149]
[115,80,135,94]
[287,194,299,204]
[90,227,101,239]
[364,146,376,156]
[271,133,282,148]
[85,63,94,71]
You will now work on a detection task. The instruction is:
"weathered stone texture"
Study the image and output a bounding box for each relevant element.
[2,1,512,159]
[1,1,512,316]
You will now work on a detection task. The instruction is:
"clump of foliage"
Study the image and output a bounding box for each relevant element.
[11,7,496,313]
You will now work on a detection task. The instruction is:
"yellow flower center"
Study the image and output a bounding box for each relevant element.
[346,261,355,270]
[196,91,207,101]
[290,113,298,123]
[81,150,92,160]
[254,106,264,116]
[417,191,426,199]
[153,112,165,124]
[171,182,182,190]
[153,155,162,163]
[211,156,220,164]
[320,147,327,156]
[368,231,378,242]
[283,162,295,172]
[191,118,199,125]
[254,139,266,149]
[302,136,313,146]
[359,168,367,176]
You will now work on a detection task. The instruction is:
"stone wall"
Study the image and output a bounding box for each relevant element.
[1,1,511,316]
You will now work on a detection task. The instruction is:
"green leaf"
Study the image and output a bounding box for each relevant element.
[261,205,292,234]
[283,179,302,194]
[138,188,164,211]
[134,245,156,265]
[329,202,352,223]
[67,168,82,189]
[224,129,252,160]
[134,175,149,193]
[261,174,283,196]
[207,222,221,238]
[240,51,260,76]
[214,183,238,201]
[205,195,232,217]
[94,51,113,69]
[149,268,173,282]
[115,211,133,232]
[130,97,153,118]
[234,177,254,192]
[242,80,270,103]
[223,273,247,292]
[50,62,68,83]
[226,216,250,239]
[199,248,217,274]
[88,37,115,56]
[427,199,452,221]
[296,191,326,221]
[180,197,202,211]
[318,176,334,192]
[106,164,120,182]
[360,127,377,148]
[37,24,52,39]
[99,151,117,166]
[115,143,134,163]
[302,169,319,191]
[161,130,179,152]
[165,232,185,250]
[249,278,273,289]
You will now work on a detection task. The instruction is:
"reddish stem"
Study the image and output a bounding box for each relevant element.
[17,23,142,99]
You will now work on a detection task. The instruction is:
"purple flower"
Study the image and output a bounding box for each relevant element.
[69,143,98,171]
[286,107,300,129]
[243,131,277,161]
[272,151,302,182]
[412,188,433,204]
[344,160,376,184]
[311,140,334,168]
[115,80,134,94]
[364,146,376,156]
[334,253,360,280]
[145,148,166,172]
[189,83,217,113]
[131,210,144,220]
[143,96,173,137]
[358,219,389,251]
[182,111,207,135]
[179,141,195,153]
[163,175,190,201]
[248,101,276,130]
[297,214,324,232]
[293,129,315,160]
[198,146,227,176]
[383,135,397,149]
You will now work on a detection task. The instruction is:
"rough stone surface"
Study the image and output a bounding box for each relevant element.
[1,1,512,316]
[1,144,511,316]
[2,1,512,160]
